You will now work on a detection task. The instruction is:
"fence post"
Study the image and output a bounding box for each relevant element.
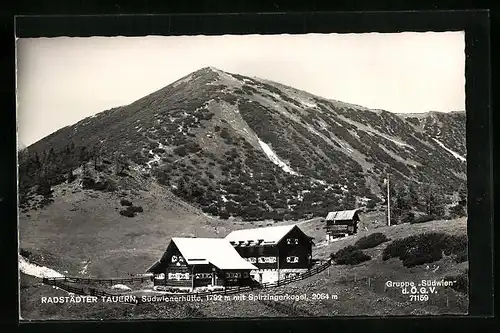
[368,277,371,287]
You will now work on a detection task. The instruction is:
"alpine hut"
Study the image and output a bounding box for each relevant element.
[225,224,314,283]
[147,237,257,291]
[324,209,360,240]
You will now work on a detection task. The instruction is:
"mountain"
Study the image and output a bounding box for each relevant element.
[399,111,466,160]
[19,66,467,222]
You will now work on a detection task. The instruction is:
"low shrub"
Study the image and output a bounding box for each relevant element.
[173,145,188,157]
[130,205,144,213]
[400,211,415,224]
[366,199,376,209]
[354,232,390,249]
[119,205,143,217]
[36,182,53,197]
[219,211,230,220]
[445,270,468,294]
[119,209,136,217]
[120,199,133,206]
[20,248,32,258]
[411,215,434,224]
[67,172,77,183]
[454,250,468,263]
[449,202,467,218]
[152,147,166,154]
[39,197,54,208]
[331,245,371,265]
[382,232,468,267]
[95,164,106,172]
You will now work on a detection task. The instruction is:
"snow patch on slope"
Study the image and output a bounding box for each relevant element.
[19,255,64,278]
[258,139,298,175]
[300,100,317,108]
[111,284,132,291]
[80,261,90,275]
[432,138,466,162]
[378,133,414,149]
[147,150,161,168]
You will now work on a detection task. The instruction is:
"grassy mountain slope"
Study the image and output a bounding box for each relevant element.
[19,167,235,278]
[18,66,469,320]
[20,217,467,320]
[400,111,466,158]
[20,67,467,223]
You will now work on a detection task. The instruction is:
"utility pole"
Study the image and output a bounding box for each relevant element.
[277,247,280,283]
[387,173,391,226]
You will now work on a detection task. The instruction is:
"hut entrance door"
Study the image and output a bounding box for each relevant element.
[258,273,263,283]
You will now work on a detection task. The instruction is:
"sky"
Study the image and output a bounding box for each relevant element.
[16,32,465,147]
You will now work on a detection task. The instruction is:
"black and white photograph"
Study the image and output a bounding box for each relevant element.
[16,31,469,320]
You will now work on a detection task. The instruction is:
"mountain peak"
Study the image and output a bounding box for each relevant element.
[21,67,466,223]
[195,66,225,74]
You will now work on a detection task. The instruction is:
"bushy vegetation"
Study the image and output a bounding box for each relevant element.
[331,245,371,265]
[411,215,434,224]
[82,177,118,192]
[119,204,144,217]
[129,205,144,213]
[382,232,468,267]
[18,141,122,210]
[445,269,468,294]
[120,199,132,206]
[119,209,135,217]
[354,233,390,249]
[18,68,466,224]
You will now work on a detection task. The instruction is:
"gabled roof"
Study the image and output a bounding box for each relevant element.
[225,224,311,246]
[170,237,257,270]
[147,261,162,272]
[325,209,359,221]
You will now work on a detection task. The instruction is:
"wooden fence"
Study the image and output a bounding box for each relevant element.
[43,275,153,285]
[42,260,333,304]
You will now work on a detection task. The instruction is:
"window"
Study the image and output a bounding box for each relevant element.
[245,257,257,263]
[258,256,277,264]
[171,255,185,265]
[286,256,299,263]
[195,273,212,279]
[243,272,249,278]
[286,238,299,245]
[225,272,241,278]
[168,272,190,280]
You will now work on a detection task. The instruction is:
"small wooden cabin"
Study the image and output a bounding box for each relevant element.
[225,225,314,283]
[147,237,257,290]
[324,209,360,240]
